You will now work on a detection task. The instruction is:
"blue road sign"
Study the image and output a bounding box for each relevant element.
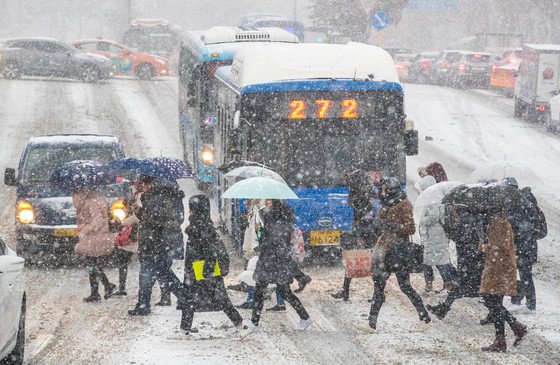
[370,11,390,31]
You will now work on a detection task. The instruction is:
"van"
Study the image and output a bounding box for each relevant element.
[514,44,560,122]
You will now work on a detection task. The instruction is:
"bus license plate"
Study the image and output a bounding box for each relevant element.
[53,228,78,237]
[310,230,340,246]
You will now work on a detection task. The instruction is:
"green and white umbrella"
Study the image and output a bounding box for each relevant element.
[221,176,298,200]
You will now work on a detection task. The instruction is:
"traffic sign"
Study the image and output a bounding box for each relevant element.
[370,11,390,31]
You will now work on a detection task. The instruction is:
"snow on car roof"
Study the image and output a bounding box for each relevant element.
[28,135,120,146]
[230,42,399,88]
[523,44,560,52]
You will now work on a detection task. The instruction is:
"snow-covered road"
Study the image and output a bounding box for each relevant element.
[0,78,558,364]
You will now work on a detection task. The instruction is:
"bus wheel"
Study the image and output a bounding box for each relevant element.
[514,97,525,118]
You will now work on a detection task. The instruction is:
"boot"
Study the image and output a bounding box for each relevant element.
[426,303,449,320]
[510,321,527,347]
[294,275,312,293]
[155,291,172,306]
[104,283,117,300]
[83,292,101,302]
[128,305,151,316]
[481,335,507,352]
[424,281,433,293]
[266,304,286,311]
[331,277,350,301]
[480,313,494,326]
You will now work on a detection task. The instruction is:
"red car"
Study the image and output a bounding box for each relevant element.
[72,39,170,79]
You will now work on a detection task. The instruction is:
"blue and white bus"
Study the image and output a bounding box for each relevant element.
[213,42,418,251]
[178,27,298,189]
[238,14,305,43]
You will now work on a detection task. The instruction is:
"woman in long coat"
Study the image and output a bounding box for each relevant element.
[180,194,243,334]
[73,189,116,302]
[358,177,431,333]
[479,213,527,352]
[245,200,312,333]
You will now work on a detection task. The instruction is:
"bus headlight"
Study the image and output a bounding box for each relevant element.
[405,118,415,131]
[17,200,34,224]
[201,146,214,166]
[111,200,127,222]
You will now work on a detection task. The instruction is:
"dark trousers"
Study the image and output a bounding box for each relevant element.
[137,254,183,308]
[369,271,429,327]
[514,255,536,310]
[114,248,134,291]
[483,294,516,336]
[252,281,309,326]
[181,296,242,330]
[88,257,111,294]
[423,264,455,285]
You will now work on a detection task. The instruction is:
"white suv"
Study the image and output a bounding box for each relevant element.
[0,238,25,365]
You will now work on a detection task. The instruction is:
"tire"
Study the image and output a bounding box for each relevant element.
[2,62,21,80]
[81,64,100,83]
[136,63,154,80]
[0,295,25,365]
[514,97,525,118]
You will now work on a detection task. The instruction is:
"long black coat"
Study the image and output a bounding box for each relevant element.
[137,184,183,259]
[183,195,231,312]
[253,203,294,285]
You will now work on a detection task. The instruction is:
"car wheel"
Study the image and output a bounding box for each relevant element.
[0,295,25,365]
[514,97,525,118]
[81,64,100,83]
[2,62,21,80]
[136,63,154,80]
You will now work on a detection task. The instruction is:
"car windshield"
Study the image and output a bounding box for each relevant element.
[466,54,491,62]
[22,145,117,184]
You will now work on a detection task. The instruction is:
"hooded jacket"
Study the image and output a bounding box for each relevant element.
[73,190,114,257]
[419,202,451,266]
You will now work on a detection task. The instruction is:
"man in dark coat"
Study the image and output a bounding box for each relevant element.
[245,200,312,333]
[180,194,243,334]
[128,176,185,316]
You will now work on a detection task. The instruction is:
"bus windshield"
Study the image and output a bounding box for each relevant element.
[242,91,405,187]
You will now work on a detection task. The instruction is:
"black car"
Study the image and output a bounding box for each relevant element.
[4,135,127,260]
[446,51,493,88]
[0,37,114,83]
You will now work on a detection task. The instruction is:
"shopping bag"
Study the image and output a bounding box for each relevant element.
[290,226,306,263]
[192,260,221,281]
[342,249,372,278]
[115,225,135,247]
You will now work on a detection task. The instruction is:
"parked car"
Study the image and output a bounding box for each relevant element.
[430,50,463,85]
[0,38,114,83]
[0,237,25,365]
[408,51,440,83]
[72,39,170,79]
[514,44,560,122]
[4,135,128,260]
[446,51,493,88]
[394,53,417,82]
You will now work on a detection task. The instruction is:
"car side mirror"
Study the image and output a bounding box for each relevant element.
[4,168,17,186]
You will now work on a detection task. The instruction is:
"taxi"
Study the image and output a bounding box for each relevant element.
[72,39,170,79]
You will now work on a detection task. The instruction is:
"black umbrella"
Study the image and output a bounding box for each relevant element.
[50,160,112,191]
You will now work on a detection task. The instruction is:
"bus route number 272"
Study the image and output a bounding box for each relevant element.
[289,99,358,119]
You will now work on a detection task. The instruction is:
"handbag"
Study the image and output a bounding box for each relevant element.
[342,249,372,278]
[115,225,135,247]
[384,237,424,273]
[192,260,221,281]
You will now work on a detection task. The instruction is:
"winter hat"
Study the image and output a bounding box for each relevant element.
[419,175,437,191]
[502,176,518,189]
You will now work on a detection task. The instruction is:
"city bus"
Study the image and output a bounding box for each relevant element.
[238,14,305,42]
[212,42,419,251]
[178,27,298,190]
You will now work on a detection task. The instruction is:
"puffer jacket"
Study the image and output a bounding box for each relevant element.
[419,202,451,266]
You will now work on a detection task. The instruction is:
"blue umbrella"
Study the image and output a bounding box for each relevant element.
[107,157,176,184]
[50,160,112,191]
[147,157,194,179]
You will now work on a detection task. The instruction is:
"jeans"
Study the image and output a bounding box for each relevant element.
[423,264,455,285]
[275,288,285,306]
[246,286,255,304]
[252,281,309,326]
[483,294,516,336]
[369,271,430,327]
[181,286,242,330]
[137,254,184,309]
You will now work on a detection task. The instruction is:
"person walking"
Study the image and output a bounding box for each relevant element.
[73,189,116,302]
[357,177,431,333]
[479,212,527,352]
[243,200,312,334]
[332,169,378,301]
[180,195,243,334]
[128,176,185,316]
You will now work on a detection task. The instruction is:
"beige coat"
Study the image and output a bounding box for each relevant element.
[73,191,114,257]
[479,215,517,297]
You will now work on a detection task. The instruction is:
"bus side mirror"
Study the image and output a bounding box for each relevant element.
[4,168,18,186]
[404,130,419,156]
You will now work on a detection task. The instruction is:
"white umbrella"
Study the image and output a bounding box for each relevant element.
[222,176,298,200]
[224,166,285,183]
[467,161,533,187]
[413,181,463,238]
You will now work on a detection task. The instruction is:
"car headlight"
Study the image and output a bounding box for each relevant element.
[201,146,214,166]
[111,200,127,222]
[17,200,34,224]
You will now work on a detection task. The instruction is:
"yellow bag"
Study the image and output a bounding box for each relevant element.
[192,260,221,281]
